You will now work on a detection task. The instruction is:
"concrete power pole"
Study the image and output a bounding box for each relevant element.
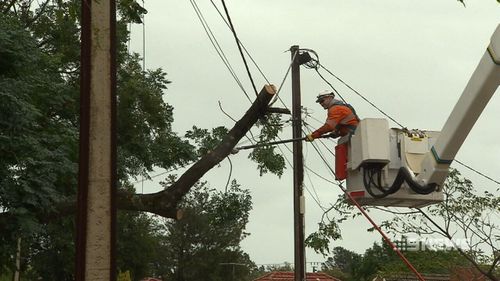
[76,0,117,280]
[290,45,306,281]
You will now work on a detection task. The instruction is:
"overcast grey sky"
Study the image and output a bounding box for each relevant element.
[130,0,500,267]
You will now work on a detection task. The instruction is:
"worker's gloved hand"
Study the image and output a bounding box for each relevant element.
[305,134,315,142]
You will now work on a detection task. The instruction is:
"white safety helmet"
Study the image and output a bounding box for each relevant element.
[315,90,335,103]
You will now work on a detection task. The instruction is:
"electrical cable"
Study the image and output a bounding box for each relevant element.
[131,160,196,185]
[317,62,406,128]
[454,159,500,186]
[269,50,296,107]
[297,48,343,102]
[205,3,308,115]
[311,54,497,279]
[189,0,252,102]
[273,140,326,212]
[224,157,233,193]
[218,101,258,144]
[314,56,500,188]
[142,0,145,71]
[303,122,335,157]
[209,0,271,85]
[220,0,259,97]
[315,68,344,102]
[306,131,426,281]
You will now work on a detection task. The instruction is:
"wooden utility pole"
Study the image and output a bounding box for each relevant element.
[290,45,306,281]
[76,0,117,280]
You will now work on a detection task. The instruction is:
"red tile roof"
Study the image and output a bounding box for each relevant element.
[253,271,341,281]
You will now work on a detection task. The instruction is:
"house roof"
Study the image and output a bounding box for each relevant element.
[253,271,341,281]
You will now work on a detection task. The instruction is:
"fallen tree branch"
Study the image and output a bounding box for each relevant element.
[118,84,277,219]
[0,84,276,230]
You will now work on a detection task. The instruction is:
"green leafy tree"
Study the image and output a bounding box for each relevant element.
[1,0,277,277]
[323,242,472,281]
[321,247,362,279]
[306,169,499,281]
[116,208,164,281]
[153,180,255,281]
[0,1,194,278]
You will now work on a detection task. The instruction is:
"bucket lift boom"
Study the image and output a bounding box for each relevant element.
[342,24,500,207]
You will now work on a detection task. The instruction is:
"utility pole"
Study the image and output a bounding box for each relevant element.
[290,45,306,281]
[76,0,117,280]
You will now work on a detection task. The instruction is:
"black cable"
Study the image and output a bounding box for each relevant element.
[218,101,258,144]
[220,0,259,97]
[315,68,344,102]
[313,56,500,188]
[209,0,271,86]
[224,157,233,193]
[269,51,296,107]
[131,160,196,185]
[454,159,500,186]
[318,62,406,128]
[189,0,252,102]
[273,138,327,211]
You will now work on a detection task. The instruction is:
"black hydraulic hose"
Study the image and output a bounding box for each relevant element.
[397,167,437,195]
[363,167,401,198]
[363,166,437,198]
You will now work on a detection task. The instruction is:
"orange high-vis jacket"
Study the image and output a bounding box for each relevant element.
[311,103,359,138]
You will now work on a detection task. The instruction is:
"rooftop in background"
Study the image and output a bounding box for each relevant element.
[253,271,341,281]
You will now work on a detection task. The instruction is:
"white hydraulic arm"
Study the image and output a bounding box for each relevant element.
[416,24,500,187]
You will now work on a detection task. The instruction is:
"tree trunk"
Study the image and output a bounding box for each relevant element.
[0,84,277,228]
[117,84,277,219]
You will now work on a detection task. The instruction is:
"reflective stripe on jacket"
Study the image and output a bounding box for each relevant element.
[311,104,359,138]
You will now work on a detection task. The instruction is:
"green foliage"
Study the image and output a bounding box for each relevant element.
[0,14,78,238]
[185,126,229,157]
[305,221,342,256]
[117,53,195,179]
[248,114,286,176]
[116,210,164,281]
[329,247,362,275]
[321,248,362,281]
[324,242,472,281]
[154,181,255,281]
[306,168,499,279]
[378,249,470,277]
[16,219,76,281]
[118,0,147,24]
[379,169,499,272]
[248,145,286,176]
[0,1,195,277]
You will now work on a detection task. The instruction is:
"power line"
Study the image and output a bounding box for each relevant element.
[224,157,233,193]
[189,0,252,102]
[317,63,406,128]
[274,140,327,212]
[209,0,271,86]
[314,57,500,187]
[142,0,146,71]
[303,124,426,280]
[308,53,498,276]
[453,159,500,186]
[269,50,296,107]
[220,0,259,97]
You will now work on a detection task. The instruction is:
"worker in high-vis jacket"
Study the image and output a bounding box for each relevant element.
[305,90,359,141]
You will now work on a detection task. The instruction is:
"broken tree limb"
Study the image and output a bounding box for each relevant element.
[0,85,277,230]
[113,84,277,219]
